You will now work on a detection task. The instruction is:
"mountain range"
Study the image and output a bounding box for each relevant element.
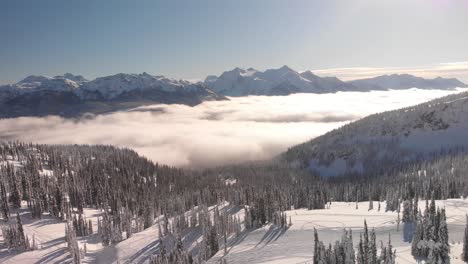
[205,66,357,96]
[205,66,467,96]
[0,73,225,118]
[0,67,466,118]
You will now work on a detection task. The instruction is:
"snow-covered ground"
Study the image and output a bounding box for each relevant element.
[0,203,243,264]
[1,199,467,263]
[0,206,101,264]
[209,199,468,264]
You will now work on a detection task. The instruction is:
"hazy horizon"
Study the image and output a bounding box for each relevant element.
[3,62,468,86]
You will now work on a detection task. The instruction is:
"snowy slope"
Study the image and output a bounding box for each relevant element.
[3,199,467,264]
[208,199,468,264]
[0,203,244,264]
[282,90,468,176]
[0,205,101,264]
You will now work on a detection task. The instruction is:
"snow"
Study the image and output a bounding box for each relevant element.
[208,199,468,264]
[38,169,54,178]
[0,207,101,264]
[207,67,467,96]
[0,201,246,263]
[225,178,237,185]
[207,66,348,96]
[2,199,467,263]
[0,72,206,101]
[90,203,244,263]
[290,89,468,176]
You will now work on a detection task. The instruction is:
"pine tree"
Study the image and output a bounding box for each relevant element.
[413,196,419,220]
[313,228,319,264]
[363,220,369,263]
[10,181,21,209]
[88,219,93,235]
[381,234,396,264]
[463,214,468,262]
[16,213,26,248]
[369,229,377,264]
[402,199,416,242]
[357,234,365,264]
[0,182,9,220]
[314,228,355,264]
[66,220,82,264]
[411,211,423,258]
[438,208,450,262]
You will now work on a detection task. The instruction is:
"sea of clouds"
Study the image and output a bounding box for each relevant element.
[0,88,465,168]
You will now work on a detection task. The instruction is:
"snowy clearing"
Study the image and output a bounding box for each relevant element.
[208,199,468,264]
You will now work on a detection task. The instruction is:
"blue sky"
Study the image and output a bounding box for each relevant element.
[2,0,468,84]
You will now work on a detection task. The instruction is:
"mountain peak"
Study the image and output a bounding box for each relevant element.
[19,75,50,84]
[207,66,358,96]
[231,67,245,73]
[300,70,319,81]
[56,73,88,83]
[278,65,295,73]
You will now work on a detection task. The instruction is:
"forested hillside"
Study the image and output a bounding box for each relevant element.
[1,140,468,263]
[282,90,468,177]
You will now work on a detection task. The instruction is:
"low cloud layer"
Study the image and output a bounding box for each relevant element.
[314,62,468,83]
[0,89,465,168]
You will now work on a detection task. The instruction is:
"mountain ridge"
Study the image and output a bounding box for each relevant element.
[205,66,467,96]
[0,73,226,118]
[281,90,468,177]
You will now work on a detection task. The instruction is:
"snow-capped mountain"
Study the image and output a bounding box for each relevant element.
[79,72,205,99]
[0,73,225,118]
[348,74,468,91]
[281,90,468,176]
[206,67,467,96]
[54,73,88,83]
[206,66,359,96]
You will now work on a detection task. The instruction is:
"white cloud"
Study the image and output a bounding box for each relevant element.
[312,62,468,83]
[0,89,465,168]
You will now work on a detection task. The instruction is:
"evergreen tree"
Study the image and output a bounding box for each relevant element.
[0,182,9,220]
[369,229,377,264]
[357,234,365,264]
[438,208,450,263]
[380,234,396,264]
[16,213,26,248]
[313,228,319,264]
[363,220,369,264]
[463,214,468,262]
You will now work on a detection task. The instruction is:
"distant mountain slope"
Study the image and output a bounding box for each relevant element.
[0,73,226,118]
[206,66,467,96]
[348,74,468,90]
[205,66,359,96]
[281,90,468,176]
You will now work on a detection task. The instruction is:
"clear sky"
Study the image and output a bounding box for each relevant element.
[2,0,468,84]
